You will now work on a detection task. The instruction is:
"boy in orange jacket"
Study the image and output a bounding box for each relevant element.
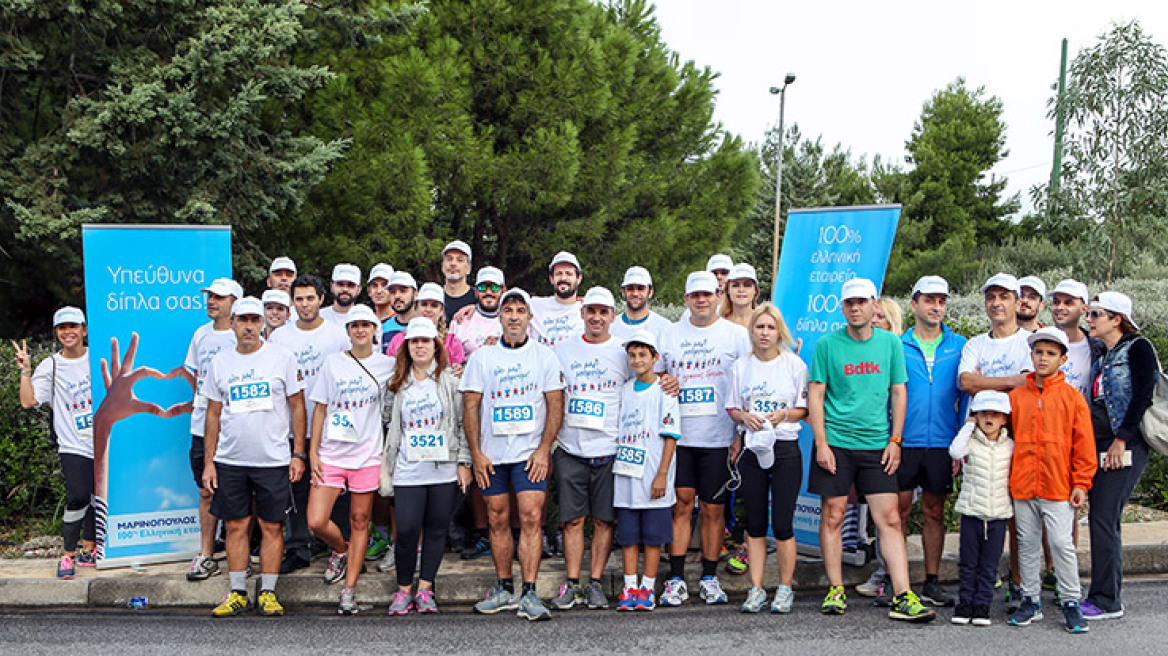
[1006,327,1097,633]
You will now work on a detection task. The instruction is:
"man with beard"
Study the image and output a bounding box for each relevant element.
[610,266,672,344]
[366,263,396,329]
[320,264,362,327]
[376,271,417,350]
[1017,276,1047,333]
[442,241,477,323]
[267,257,297,293]
[529,251,585,347]
[1048,279,1100,395]
[451,267,506,357]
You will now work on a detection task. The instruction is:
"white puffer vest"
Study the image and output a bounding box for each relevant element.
[951,427,1014,520]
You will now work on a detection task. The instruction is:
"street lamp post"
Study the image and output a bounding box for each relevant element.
[769,73,796,286]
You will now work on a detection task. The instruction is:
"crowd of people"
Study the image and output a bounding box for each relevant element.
[12,242,1156,631]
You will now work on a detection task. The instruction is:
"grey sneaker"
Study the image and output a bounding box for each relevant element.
[186,554,220,581]
[323,550,348,584]
[474,584,519,614]
[920,578,956,607]
[550,581,584,610]
[770,585,794,614]
[414,588,438,614]
[387,589,413,616]
[585,580,609,609]
[376,547,395,573]
[338,586,358,615]
[518,589,552,621]
[741,586,767,613]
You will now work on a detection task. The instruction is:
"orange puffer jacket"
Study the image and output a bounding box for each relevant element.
[1008,371,1097,501]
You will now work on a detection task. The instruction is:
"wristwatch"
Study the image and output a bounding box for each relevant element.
[292,452,308,462]
[889,435,903,445]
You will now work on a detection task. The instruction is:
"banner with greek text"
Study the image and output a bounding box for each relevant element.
[83,225,232,568]
[771,205,901,552]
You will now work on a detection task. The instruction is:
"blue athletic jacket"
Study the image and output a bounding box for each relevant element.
[901,324,968,449]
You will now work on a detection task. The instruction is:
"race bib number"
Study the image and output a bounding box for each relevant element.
[194,379,208,409]
[565,397,606,430]
[73,411,94,440]
[492,404,536,435]
[679,386,716,417]
[749,397,787,415]
[228,380,274,414]
[405,431,447,462]
[326,410,358,443]
[613,445,646,478]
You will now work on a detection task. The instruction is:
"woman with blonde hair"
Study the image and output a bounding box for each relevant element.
[874,297,903,335]
[721,263,761,327]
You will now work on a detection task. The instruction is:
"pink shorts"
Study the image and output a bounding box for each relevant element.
[317,463,381,494]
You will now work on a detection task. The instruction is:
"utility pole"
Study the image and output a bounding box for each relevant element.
[1049,38,1068,218]
[769,73,796,283]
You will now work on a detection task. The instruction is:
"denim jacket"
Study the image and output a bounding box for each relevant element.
[1090,333,1155,445]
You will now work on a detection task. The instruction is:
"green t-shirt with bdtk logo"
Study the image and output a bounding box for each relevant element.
[809,327,907,450]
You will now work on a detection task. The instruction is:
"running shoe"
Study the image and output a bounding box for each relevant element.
[741,586,767,613]
[873,575,893,607]
[542,533,556,559]
[890,590,937,623]
[278,552,310,574]
[585,580,609,609]
[376,547,395,573]
[76,550,96,567]
[1080,600,1124,620]
[659,577,688,607]
[387,590,413,616]
[365,534,391,561]
[1008,597,1043,626]
[855,569,884,597]
[323,550,348,584]
[719,530,737,561]
[1062,600,1089,633]
[57,555,76,580]
[770,585,794,614]
[550,581,584,610]
[821,586,847,614]
[250,543,260,565]
[725,545,748,575]
[921,578,956,607]
[415,589,438,614]
[971,604,991,626]
[951,601,973,625]
[617,588,638,612]
[1042,568,1057,591]
[517,589,552,621]
[699,575,728,604]
[187,554,221,581]
[636,587,656,611]
[256,590,284,617]
[474,584,519,614]
[460,536,491,561]
[338,586,358,615]
[211,590,252,617]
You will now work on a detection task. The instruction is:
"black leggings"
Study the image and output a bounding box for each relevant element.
[739,441,802,541]
[393,482,459,587]
[59,453,96,549]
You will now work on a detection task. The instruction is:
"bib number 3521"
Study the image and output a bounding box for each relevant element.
[228,381,273,414]
[492,404,536,435]
[679,386,716,417]
[405,432,447,462]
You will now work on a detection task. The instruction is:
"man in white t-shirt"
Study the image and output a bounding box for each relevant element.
[959,273,1033,395]
[1017,276,1047,333]
[267,256,297,293]
[182,277,242,581]
[549,287,631,611]
[320,264,362,327]
[450,267,506,356]
[528,251,585,347]
[203,296,306,617]
[657,271,751,607]
[271,274,351,573]
[461,288,564,621]
[611,266,673,344]
[1048,279,1100,395]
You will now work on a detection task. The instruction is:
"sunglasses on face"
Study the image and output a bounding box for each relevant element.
[476,283,502,293]
[1087,310,1114,319]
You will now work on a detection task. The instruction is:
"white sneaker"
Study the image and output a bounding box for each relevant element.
[377,547,395,573]
[699,576,728,605]
[770,585,794,614]
[659,577,689,607]
[855,569,884,597]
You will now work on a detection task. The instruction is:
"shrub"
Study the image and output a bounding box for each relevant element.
[0,339,66,525]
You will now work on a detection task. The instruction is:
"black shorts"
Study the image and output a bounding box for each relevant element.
[674,446,731,504]
[210,463,291,522]
[553,449,615,523]
[808,446,898,499]
[897,447,954,496]
[190,436,206,489]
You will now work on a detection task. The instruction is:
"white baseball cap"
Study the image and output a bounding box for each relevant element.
[332,263,361,285]
[1049,279,1089,304]
[443,240,472,260]
[475,267,505,286]
[405,316,438,341]
[840,277,878,301]
[549,251,581,273]
[970,390,1012,415]
[231,296,264,317]
[912,275,950,297]
[417,282,445,305]
[261,290,290,308]
[268,256,297,275]
[500,287,532,307]
[201,277,244,299]
[1091,291,1139,330]
[979,272,1020,295]
[368,263,394,284]
[1019,276,1047,298]
[53,306,86,327]
[1028,326,1070,351]
[344,304,379,326]
[706,254,733,273]
[581,286,616,309]
[621,266,653,288]
[728,263,757,283]
[387,271,417,290]
[623,329,658,352]
[685,271,719,295]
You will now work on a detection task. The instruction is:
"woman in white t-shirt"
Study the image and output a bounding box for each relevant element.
[720,263,760,328]
[726,303,808,614]
[307,304,395,615]
[15,307,94,580]
[382,317,471,616]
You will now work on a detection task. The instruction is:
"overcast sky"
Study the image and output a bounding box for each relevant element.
[651,1,1168,216]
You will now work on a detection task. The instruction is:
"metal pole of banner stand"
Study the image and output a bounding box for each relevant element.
[769,73,796,290]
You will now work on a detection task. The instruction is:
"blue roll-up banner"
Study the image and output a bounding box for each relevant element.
[772,205,901,553]
[83,225,232,568]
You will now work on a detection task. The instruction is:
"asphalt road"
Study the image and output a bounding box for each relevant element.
[4,578,1167,655]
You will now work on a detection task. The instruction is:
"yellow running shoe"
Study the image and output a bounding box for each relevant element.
[212,591,252,618]
[257,590,285,617]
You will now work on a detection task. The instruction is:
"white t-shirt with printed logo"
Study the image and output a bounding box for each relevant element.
[184,322,236,437]
[460,339,564,465]
[31,352,93,458]
[1062,338,1092,395]
[529,296,584,347]
[958,328,1033,380]
[656,317,751,448]
[613,380,681,509]
[553,335,632,458]
[610,311,673,345]
[395,377,459,486]
[205,342,303,467]
[724,352,809,442]
[271,320,350,439]
[310,350,394,470]
[450,308,502,356]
